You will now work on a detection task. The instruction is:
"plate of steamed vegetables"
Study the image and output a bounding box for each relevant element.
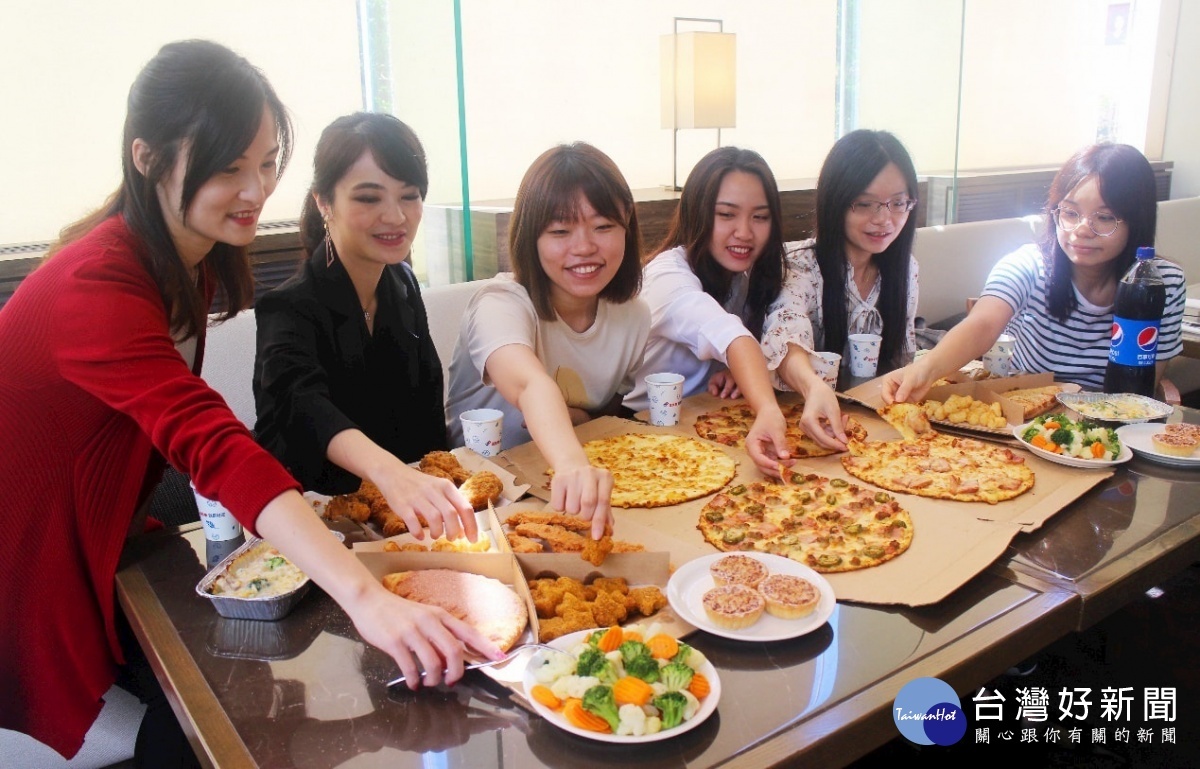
[1014,412,1132,468]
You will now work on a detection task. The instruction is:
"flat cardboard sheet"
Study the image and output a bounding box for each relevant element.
[496,394,1109,607]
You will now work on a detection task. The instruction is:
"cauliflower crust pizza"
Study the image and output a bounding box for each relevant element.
[694,402,868,458]
[560,434,737,508]
[841,405,1034,504]
[697,473,913,573]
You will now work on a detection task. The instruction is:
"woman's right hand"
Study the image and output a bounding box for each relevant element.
[374,463,477,542]
[347,584,504,689]
[799,382,849,451]
[880,362,936,405]
[549,462,614,539]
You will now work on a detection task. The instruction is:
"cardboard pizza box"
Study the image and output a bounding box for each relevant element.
[352,504,508,554]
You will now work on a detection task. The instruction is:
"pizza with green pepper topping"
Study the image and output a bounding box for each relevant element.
[696,472,914,573]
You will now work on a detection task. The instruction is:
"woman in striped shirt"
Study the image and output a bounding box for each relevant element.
[883,143,1184,402]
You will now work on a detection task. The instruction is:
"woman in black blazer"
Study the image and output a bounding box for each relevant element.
[254,113,474,540]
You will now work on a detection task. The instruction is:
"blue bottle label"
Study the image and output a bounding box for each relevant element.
[1109,316,1159,366]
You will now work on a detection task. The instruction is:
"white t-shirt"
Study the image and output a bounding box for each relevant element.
[624,246,753,412]
[445,275,651,448]
[981,244,1185,390]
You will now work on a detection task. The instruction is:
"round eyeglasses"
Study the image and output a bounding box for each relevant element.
[1053,206,1123,237]
[849,198,917,217]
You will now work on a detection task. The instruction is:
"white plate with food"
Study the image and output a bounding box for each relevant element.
[1055,392,1173,423]
[1116,423,1200,468]
[1013,415,1131,469]
[522,628,720,743]
[666,553,834,642]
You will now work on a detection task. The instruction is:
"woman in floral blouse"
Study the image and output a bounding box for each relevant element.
[761,130,920,450]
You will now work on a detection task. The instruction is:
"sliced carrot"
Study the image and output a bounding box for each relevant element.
[563,698,611,732]
[596,625,624,653]
[530,684,562,710]
[1091,442,1106,458]
[687,672,711,699]
[613,676,654,706]
[1030,434,1050,449]
[622,630,643,643]
[1044,421,1061,430]
[646,633,679,660]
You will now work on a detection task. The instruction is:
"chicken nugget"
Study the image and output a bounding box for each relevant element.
[514,523,587,553]
[459,471,504,511]
[554,592,590,618]
[591,589,629,627]
[590,577,629,596]
[530,581,566,618]
[553,576,589,600]
[325,495,370,523]
[383,541,427,553]
[537,616,576,643]
[580,534,613,567]
[505,533,544,554]
[505,511,592,534]
[626,586,667,617]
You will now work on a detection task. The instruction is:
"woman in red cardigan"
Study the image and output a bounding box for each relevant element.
[0,40,498,764]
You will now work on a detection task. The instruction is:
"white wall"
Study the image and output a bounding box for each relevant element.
[1162,0,1200,196]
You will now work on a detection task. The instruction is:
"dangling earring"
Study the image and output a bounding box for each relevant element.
[322,211,335,268]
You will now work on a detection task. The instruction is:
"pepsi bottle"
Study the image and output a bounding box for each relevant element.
[1104,246,1165,396]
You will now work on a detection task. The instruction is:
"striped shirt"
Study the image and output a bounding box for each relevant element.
[981,244,1185,390]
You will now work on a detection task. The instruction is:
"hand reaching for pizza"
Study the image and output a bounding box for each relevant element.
[799,384,849,451]
[707,369,742,399]
[880,363,936,406]
[548,462,614,539]
[744,405,793,477]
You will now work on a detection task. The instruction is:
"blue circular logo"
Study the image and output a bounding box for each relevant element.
[892,677,966,746]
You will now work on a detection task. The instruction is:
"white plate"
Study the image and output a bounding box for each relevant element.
[666,553,835,642]
[1116,424,1200,468]
[521,629,721,743]
[1012,421,1132,468]
[1055,392,1173,423]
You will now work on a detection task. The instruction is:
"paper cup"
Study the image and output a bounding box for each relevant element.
[983,350,1014,377]
[988,333,1016,358]
[644,373,685,426]
[809,352,841,389]
[460,408,504,457]
[848,333,882,378]
[191,482,243,542]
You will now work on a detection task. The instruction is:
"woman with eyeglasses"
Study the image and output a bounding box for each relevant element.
[625,146,792,476]
[760,130,920,451]
[882,143,1184,404]
[254,113,478,541]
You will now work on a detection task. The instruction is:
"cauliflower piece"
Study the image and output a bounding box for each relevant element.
[645,716,663,734]
[650,682,668,698]
[533,652,576,684]
[681,689,701,721]
[616,704,647,736]
[550,675,600,701]
[684,647,708,670]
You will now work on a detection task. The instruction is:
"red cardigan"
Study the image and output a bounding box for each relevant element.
[0,216,299,758]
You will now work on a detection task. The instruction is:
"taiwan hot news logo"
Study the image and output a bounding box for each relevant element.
[892,677,967,746]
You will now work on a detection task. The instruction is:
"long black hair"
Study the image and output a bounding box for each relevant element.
[814,129,917,371]
[50,40,292,339]
[651,146,785,337]
[1041,143,1157,321]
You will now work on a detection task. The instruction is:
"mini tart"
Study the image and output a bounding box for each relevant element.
[757,574,820,619]
[709,554,769,588]
[1164,422,1200,441]
[1151,431,1198,457]
[702,584,765,629]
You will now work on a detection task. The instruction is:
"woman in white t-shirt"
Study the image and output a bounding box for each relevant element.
[626,146,791,476]
[446,143,649,536]
[761,130,920,450]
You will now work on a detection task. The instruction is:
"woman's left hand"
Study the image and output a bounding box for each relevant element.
[707,370,741,399]
[744,404,792,477]
[799,383,849,451]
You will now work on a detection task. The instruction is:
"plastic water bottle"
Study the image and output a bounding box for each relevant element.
[1104,246,1165,396]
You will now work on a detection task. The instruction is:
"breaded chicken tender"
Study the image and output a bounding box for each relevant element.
[505,533,544,553]
[504,511,592,533]
[610,541,645,553]
[419,451,472,484]
[459,471,503,511]
[325,495,370,523]
[514,523,588,553]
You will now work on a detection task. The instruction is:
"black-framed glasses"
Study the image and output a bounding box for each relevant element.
[1053,206,1123,237]
[849,198,917,217]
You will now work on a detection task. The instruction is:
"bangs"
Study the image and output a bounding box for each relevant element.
[543,163,630,227]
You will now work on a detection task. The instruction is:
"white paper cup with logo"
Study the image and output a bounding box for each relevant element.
[988,333,1016,358]
[644,372,685,426]
[460,408,504,457]
[848,333,883,378]
[809,351,842,389]
[983,350,1014,377]
[190,482,242,542]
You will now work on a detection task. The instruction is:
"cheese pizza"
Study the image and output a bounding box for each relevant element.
[694,402,867,458]
[559,434,737,508]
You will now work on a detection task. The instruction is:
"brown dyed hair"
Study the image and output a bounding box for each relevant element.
[509,142,643,320]
[48,40,292,338]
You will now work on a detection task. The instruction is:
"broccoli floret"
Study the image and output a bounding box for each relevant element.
[587,629,606,647]
[575,648,618,684]
[653,691,689,729]
[619,640,651,665]
[582,685,622,733]
[1021,427,1040,442]
[1050,427,1074,447]
[671,642,692,666]
[623,654,661,684]
[660,662,694,691]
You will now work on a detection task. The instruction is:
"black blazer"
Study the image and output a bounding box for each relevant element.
[253,245,448,494]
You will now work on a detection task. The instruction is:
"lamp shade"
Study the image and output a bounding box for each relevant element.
[661,31,736,130]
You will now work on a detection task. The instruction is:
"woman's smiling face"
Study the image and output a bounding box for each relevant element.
[708,170,771,274]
